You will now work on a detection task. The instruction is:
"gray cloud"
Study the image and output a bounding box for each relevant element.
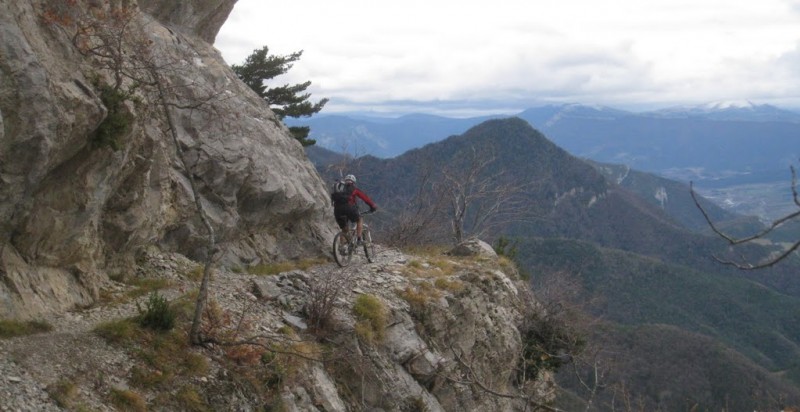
[216,0,800,114]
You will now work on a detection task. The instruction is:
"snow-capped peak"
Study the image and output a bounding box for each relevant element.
[645,100,800,122]
[700,100,757,110]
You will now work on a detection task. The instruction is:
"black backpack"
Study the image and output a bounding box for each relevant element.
[331,180,353,206]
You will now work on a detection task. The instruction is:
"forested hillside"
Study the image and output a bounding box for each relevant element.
[587,160,763,234]
[297,104,800,222]
[307,117,800,410]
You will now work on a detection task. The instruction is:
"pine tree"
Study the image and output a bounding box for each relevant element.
[232,46,328,146]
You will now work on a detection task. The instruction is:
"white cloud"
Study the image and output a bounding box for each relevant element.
[215,0,800,115]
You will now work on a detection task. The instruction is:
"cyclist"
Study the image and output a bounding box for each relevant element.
[331,174,377,244]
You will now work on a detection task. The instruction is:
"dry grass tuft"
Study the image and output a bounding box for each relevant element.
[47,379,79,408]
[0,319,52,339]
[434,277,465,293]
[109,387,146,412]
[353,294,387,344]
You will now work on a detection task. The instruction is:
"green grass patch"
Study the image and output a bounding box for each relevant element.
[111,324,209,391]
[401,244,448,257]
[0,319,53,339]
[105,273,173,304]
[185,265,205,281]
[398,282,442,317]
[353,294,387,344]
[130,364,169,389]
[126,277,173,299]
[434,277,465,293]
[428,257,458,276]
[109,387,146,412]
[176,385,210,412]
[496,255,524,278]
[47,378,78,408]
[94,318,139,344]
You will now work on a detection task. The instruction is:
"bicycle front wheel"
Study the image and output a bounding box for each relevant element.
[333,232,353,267]
[362,228,375,263]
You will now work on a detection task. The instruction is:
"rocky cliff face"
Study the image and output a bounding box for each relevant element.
[0,0,335,319]
[139,0,237,43]
[0,247,556,411]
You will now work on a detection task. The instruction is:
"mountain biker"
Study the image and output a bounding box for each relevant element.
[331,174,377,244]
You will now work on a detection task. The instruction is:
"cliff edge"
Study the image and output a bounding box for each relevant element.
[0,247,556,411]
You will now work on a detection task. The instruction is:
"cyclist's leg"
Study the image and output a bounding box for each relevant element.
[343,206,360,241]
[334,207,350,240]
[356,217,364,241]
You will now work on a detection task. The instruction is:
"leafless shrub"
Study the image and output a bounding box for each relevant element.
[381,146,542,248]
[518,273,592,383]
[438,146,539,244]
[322,140,369,180]
[524,270,621,411]
[381,167,449,248]
[305,267,357,337]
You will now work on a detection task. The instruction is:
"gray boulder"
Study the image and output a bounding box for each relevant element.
[447,238,498,259]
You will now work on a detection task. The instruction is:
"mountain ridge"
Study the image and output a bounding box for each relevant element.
[307,117,800,409]
[296,103,800,222]
[293,101,800,159]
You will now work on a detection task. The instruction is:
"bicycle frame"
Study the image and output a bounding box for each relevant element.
[333,211,375,267]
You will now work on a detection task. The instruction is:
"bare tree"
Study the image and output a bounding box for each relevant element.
[525,269,634,412]
[320,140,369,179]
[690,164,800,269]
[149,70,219,345]
[43,2,136,90]
[380,165,449,247]
[443,339,565,412]
[437,146,538,244]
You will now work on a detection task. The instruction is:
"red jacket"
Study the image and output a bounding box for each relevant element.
[333,185,377,209]
[347,187,377,209]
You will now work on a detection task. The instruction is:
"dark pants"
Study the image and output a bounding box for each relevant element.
[334,205,360,230]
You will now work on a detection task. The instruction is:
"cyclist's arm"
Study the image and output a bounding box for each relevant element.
[353,189,377,210]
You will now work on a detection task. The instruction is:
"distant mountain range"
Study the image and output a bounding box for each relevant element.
[291,112,504,158]
[515,104,799,182]
[291,101,800,162]
[292,102,800,220]
[650,100,800,122]
[306,117,800,410]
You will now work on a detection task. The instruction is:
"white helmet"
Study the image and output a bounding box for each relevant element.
[344,174,356,184]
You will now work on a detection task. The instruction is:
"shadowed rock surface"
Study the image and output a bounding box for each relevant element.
[0,0,334,319]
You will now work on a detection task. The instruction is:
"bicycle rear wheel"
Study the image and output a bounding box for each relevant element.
[362,228,375,263]
[333,232,353,267]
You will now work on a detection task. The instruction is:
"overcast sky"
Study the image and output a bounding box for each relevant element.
[214,0,800,116]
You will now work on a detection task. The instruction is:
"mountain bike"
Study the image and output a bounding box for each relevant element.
[333,210,375,267]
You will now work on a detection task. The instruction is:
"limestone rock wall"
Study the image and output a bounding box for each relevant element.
[0,0,335,319]
[139,0,237,43]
